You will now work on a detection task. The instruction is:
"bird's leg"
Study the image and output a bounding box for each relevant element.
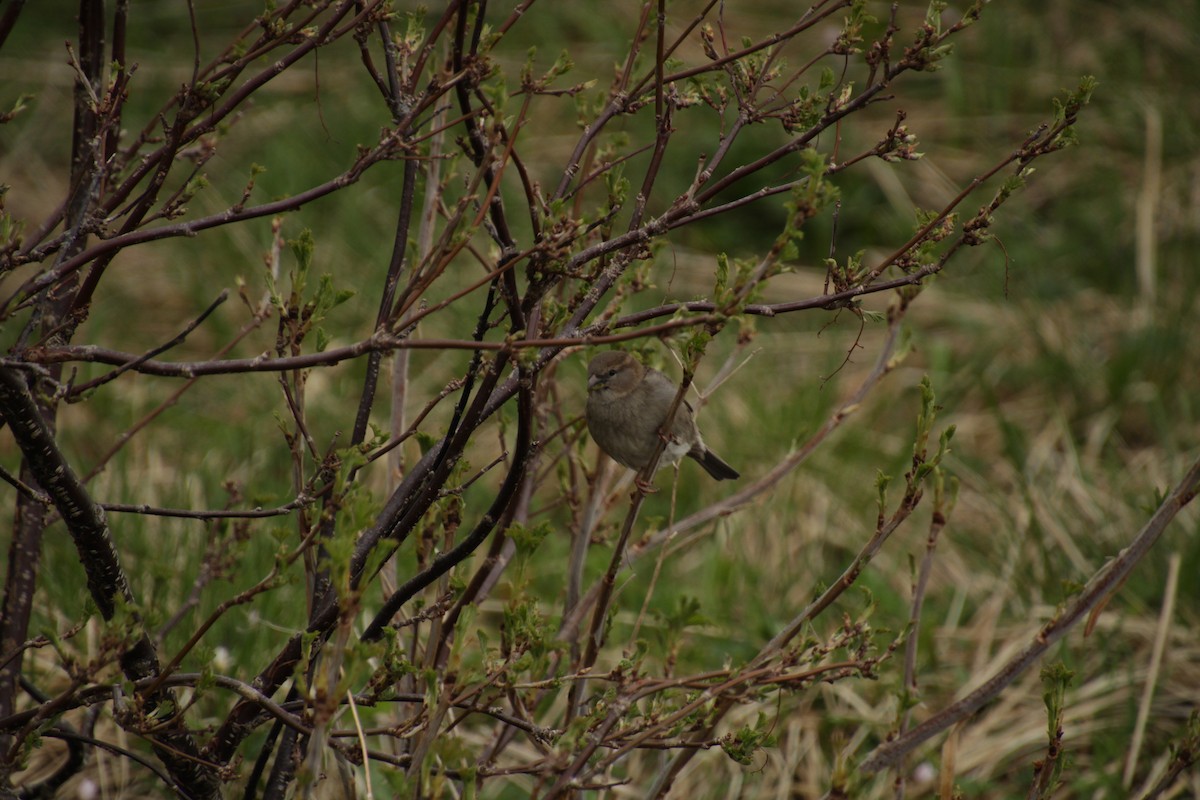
[634,476,658,495]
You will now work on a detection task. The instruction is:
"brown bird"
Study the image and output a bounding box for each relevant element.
[586,351,739,483]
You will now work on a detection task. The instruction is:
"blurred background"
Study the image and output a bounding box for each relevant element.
[1,0,1198,796]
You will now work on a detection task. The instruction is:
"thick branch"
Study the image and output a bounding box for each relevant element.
[0,366,220,797]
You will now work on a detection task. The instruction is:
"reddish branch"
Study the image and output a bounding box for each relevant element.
[21,264,951,377]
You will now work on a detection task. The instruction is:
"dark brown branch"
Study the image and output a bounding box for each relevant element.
[0,0,28,50]
[23,269,934,377]
[208,290,515,764]
[99,494,315,520]
[351,154,418,448]
[0,366,220,798]
[360,414,529,639]
[360,354,534,639]
[0,363,126,612]
[6,137,404,313]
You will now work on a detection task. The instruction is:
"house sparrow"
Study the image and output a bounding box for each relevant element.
[586,351,739,482]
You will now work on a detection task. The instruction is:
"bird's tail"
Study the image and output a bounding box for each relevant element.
[691,448,739,481]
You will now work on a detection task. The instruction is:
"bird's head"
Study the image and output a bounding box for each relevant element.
[587,351,643,396]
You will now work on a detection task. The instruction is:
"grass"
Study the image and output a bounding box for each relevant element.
[2,0,1199,797]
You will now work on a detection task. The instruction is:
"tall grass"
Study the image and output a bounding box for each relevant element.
[1,1,1197,797]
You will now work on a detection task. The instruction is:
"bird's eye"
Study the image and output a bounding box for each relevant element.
[607,369,617,377]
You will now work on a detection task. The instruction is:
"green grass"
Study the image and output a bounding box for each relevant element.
[3,0,1200,797]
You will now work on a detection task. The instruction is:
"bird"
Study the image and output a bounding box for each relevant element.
[585,350,739,484]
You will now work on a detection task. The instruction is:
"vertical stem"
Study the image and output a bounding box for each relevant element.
[1,0,105,787]
[353,157,418,447]
[0,462,48,788]
[1122,552,1181,787]
[1134,103,1161,324]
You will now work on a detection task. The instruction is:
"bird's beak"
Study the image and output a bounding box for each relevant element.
[587,375,603,392]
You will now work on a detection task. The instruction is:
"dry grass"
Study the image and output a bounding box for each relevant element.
[3,1,1198,797]
[619,251,1200,798]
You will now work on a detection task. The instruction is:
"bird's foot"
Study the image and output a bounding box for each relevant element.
[634,477,658,495]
